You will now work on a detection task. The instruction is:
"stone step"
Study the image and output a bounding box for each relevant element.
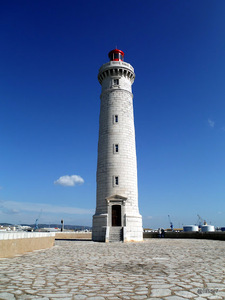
[109,227,123,242]
[110,227,122,231]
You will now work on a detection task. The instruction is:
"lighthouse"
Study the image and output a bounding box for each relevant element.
[92,49,143,242]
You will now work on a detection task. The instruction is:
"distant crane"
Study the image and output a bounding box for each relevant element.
[168,215,174,231]
[35,210,42,230]
[197,214,207,228]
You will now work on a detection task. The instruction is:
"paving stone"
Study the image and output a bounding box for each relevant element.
[0,292,16,300]
[151,288,171,297]
[208,296,223,300]
[131,296,148,299]
[164,296,187,300]
[170,287,183,291]
[217,292,225,297]
[73,295,87,299]
[146,298,164,300]
[87,297,105,300]
[51,298,72,300]
[174,290,197,298]
[206,282,225,288]
[151,284,174,289]
[39,294,72,298]
[135,291,148,295]
[22,289,37,294]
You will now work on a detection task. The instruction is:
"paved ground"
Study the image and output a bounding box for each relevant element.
[0,239,225,300]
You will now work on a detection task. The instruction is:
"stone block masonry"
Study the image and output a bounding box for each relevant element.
[93,50,143,242]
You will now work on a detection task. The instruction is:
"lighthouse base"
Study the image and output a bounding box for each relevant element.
[92,213,143,242]
[123,214,143,242]
[92,213,108,242]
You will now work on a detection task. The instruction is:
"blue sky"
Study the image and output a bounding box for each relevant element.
[1,0,225,229]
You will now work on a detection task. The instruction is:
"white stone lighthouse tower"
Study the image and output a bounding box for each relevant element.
[92,49,143,242]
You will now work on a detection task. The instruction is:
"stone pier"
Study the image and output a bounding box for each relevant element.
[0,239,225,299]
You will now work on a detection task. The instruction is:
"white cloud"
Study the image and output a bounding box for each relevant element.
[54,175,84,187]
[0,201,19,215]
[0,200,94,216]
[0,199,94,225]
[208,119,215,128]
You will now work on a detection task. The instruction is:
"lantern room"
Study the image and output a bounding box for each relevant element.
[108,49,124,61]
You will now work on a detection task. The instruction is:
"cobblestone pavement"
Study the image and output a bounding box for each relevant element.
[0,239,225,300]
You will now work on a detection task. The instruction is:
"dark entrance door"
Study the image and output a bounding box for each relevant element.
[112,205,121,226]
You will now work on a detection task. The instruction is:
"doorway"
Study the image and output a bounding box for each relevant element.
[112,205,121,226]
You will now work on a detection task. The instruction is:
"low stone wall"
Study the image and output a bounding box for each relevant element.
[55,232,92,240]
[143,231,225,241]
[0,232,55,258]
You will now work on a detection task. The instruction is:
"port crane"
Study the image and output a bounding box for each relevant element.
[168,215,174,231]
[196,214,207,228]
[35,210,42,230]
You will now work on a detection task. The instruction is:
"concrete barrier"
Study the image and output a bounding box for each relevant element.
[143,231,225,241]
[0,232,55,258]
[55,232,92,240]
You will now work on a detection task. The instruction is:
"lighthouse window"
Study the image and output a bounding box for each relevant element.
[114,144,119,153]
[113,115,118,123]
[115,176,119,186]
[113,79,119,85]
[112,53,123,61]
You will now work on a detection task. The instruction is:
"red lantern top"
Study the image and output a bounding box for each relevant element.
[108,49,124,61]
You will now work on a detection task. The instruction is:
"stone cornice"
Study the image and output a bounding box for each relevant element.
[98,61,135,85]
